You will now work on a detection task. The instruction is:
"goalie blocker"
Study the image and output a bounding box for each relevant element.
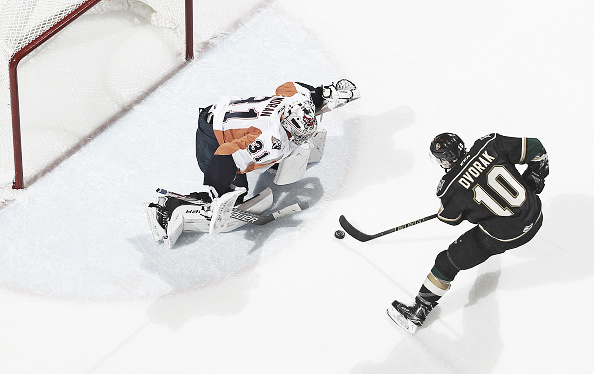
[272,129,326,185]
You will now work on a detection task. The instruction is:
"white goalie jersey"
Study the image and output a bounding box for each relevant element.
[209,83,313,174]
[143,79,359,246]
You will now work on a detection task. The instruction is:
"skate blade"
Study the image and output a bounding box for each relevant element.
[142,202,166,242]
[165,212,184,249]
[386,306,418,334]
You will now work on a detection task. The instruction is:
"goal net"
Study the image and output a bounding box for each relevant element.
[0,0,192,188]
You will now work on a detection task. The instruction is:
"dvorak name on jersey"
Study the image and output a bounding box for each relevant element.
[457,150,496,189]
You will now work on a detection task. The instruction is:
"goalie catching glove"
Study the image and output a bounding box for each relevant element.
[316,79,360,114]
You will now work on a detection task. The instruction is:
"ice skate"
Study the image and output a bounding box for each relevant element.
[142,195,171,242]
[386,297,436,334]
[143,192,208,245]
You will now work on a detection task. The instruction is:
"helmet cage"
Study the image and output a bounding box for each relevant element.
[281,97,317,145]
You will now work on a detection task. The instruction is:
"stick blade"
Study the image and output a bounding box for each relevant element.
[339,215,374,242]
[253,202,309,225]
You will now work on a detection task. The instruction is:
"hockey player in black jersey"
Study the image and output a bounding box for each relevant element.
[387,133,549,333]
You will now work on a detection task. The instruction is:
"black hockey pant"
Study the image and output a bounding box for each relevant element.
[195,106,248,192]
[433,211,543,282]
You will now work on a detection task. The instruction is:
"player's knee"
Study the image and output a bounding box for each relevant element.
[433,250,460,282]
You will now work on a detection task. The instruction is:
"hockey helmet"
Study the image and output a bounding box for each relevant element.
[281,94,317,145]
[430,133,466,169]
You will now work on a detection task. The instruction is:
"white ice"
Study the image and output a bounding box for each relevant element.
[0,1,593,373]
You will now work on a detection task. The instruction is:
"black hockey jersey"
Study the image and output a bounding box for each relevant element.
[436,133,544,241]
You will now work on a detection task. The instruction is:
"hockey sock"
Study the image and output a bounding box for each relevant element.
[417,272,451,305]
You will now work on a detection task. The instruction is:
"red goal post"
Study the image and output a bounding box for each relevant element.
[1,0,193,189]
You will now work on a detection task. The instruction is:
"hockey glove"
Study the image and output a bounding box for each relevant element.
[316,79,360,114]
[522,154,549,194]
[522,169,545,194]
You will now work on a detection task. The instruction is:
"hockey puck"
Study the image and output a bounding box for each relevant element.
[334,230,346,239]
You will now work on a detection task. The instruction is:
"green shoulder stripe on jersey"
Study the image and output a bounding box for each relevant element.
[525,138,546,163]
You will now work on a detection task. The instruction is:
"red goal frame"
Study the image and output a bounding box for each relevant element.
[8,0,194,189]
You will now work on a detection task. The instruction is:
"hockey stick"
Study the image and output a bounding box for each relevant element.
[156,188,309,226]
[156,188,209,205]
[338,213,438,242]
[233,202,309,225]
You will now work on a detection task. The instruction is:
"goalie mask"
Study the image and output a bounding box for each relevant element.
[430,133,466,170]
[281,95,318,145]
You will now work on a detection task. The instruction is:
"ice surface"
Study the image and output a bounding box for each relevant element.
[0,5,355,299]
[0,1,593,373]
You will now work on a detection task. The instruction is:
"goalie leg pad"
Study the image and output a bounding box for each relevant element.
[146,188,275,247]
[164,188,275,239]
[209,187,247,235]
[222,187,274,231]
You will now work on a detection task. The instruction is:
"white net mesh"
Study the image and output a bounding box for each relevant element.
[0,0,187,187]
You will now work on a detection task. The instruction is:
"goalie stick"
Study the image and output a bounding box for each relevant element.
[156,188,309,226]
[338,213,438,242]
